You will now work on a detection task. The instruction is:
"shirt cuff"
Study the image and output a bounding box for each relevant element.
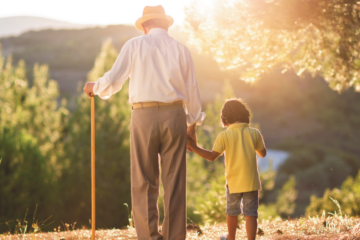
[93,81,100,95]
[93,78,112,100]
[187,112,206,127]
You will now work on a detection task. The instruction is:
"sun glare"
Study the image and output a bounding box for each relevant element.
[1,0,196,26]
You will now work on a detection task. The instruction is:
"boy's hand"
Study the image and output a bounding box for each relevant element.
[187,124,197,144]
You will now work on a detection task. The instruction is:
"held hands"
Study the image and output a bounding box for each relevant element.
[186,137,197,151]
[83,82,96,98]
[186,124,197,152]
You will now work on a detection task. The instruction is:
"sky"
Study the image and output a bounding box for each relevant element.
[1,0,196,26]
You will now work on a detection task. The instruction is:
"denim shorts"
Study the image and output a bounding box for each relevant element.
[225,185,259,217]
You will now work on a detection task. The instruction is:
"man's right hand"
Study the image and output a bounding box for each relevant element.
[187,124,197,151]
[187,137,197,151]
[83,82,96,97]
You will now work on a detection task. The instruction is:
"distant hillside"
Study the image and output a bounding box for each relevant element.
[0,16,90,37]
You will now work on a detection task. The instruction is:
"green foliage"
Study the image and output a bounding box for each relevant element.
[269,144,360,216]
[59,40,132,229]
[259,160,276,202]
[258,204,281,221]
[185,0,360,91]
[0,40,132,231]
[275,176,298,217]
[0,49,67,232]
[306,170,360,217]
[0,56,68,160]
[0,128,52,226]
[195,177,227,224]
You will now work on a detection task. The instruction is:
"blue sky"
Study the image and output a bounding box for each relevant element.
[1,0,195,25]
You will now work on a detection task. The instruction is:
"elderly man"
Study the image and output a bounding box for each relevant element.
[83,5,205,240]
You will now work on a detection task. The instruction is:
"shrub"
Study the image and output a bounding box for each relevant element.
[306,170,360,217]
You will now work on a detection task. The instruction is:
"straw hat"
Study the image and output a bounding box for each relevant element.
[135,5,174,32]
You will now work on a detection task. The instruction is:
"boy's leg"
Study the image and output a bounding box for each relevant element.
[242,191,259,240]
[225,186,242,240]
[245,216,257,240]
[226,215,238,240]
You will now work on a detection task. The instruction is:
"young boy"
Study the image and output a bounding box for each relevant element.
[187,98,266,240]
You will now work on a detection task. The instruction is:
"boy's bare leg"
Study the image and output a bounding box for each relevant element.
[245,216,257,240]
[227,215,238,240]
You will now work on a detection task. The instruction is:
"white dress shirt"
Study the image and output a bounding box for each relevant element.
[93,28,205,126]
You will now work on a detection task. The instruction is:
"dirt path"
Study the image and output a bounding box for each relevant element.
[1,218,359,240]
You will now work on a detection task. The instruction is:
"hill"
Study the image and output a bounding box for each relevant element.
[0,16,89,38]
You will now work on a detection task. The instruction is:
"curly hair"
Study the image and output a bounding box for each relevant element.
[221,98,250,126]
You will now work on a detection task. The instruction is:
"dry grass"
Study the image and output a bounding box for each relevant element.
[1,217,359,240]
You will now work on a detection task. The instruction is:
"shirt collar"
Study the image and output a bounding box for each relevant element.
[148,28,169,37]
[227,123,249,129]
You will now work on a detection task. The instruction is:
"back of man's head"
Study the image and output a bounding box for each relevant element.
[143,19,169,33]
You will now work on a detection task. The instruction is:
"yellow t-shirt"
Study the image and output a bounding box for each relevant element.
[213,123,265,194]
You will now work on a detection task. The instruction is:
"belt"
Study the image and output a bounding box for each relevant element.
[132,100,183,109]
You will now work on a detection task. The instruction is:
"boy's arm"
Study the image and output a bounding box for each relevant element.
[256,148,267,158]
[187,139,221,162]
[255,129,267,158]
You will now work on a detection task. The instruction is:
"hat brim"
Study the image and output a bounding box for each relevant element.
[135,14,174,32]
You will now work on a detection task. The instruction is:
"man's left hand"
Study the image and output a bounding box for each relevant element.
[83,82,96,97]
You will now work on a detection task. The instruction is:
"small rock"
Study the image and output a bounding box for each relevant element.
[186,223,203,235]
[257,227,265,236]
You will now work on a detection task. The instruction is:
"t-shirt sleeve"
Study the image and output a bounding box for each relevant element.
[212,132,226,154]
[255,130,265,151]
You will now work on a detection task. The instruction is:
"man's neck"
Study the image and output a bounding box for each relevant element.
[145,27,168,35]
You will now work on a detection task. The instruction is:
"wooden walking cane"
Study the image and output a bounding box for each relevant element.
[90,94,96,240]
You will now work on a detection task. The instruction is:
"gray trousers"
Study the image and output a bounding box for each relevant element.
[130,104,187,240]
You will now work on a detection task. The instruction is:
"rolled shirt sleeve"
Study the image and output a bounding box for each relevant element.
[255,130,265,151]
[93,41,132,99]
[212,132,226,154]
[183,47,206,126]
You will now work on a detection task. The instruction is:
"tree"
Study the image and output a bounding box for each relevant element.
[185,0,360,91]
[60,40,132,229]
[0,50,68,232]
[275,175,298,217]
